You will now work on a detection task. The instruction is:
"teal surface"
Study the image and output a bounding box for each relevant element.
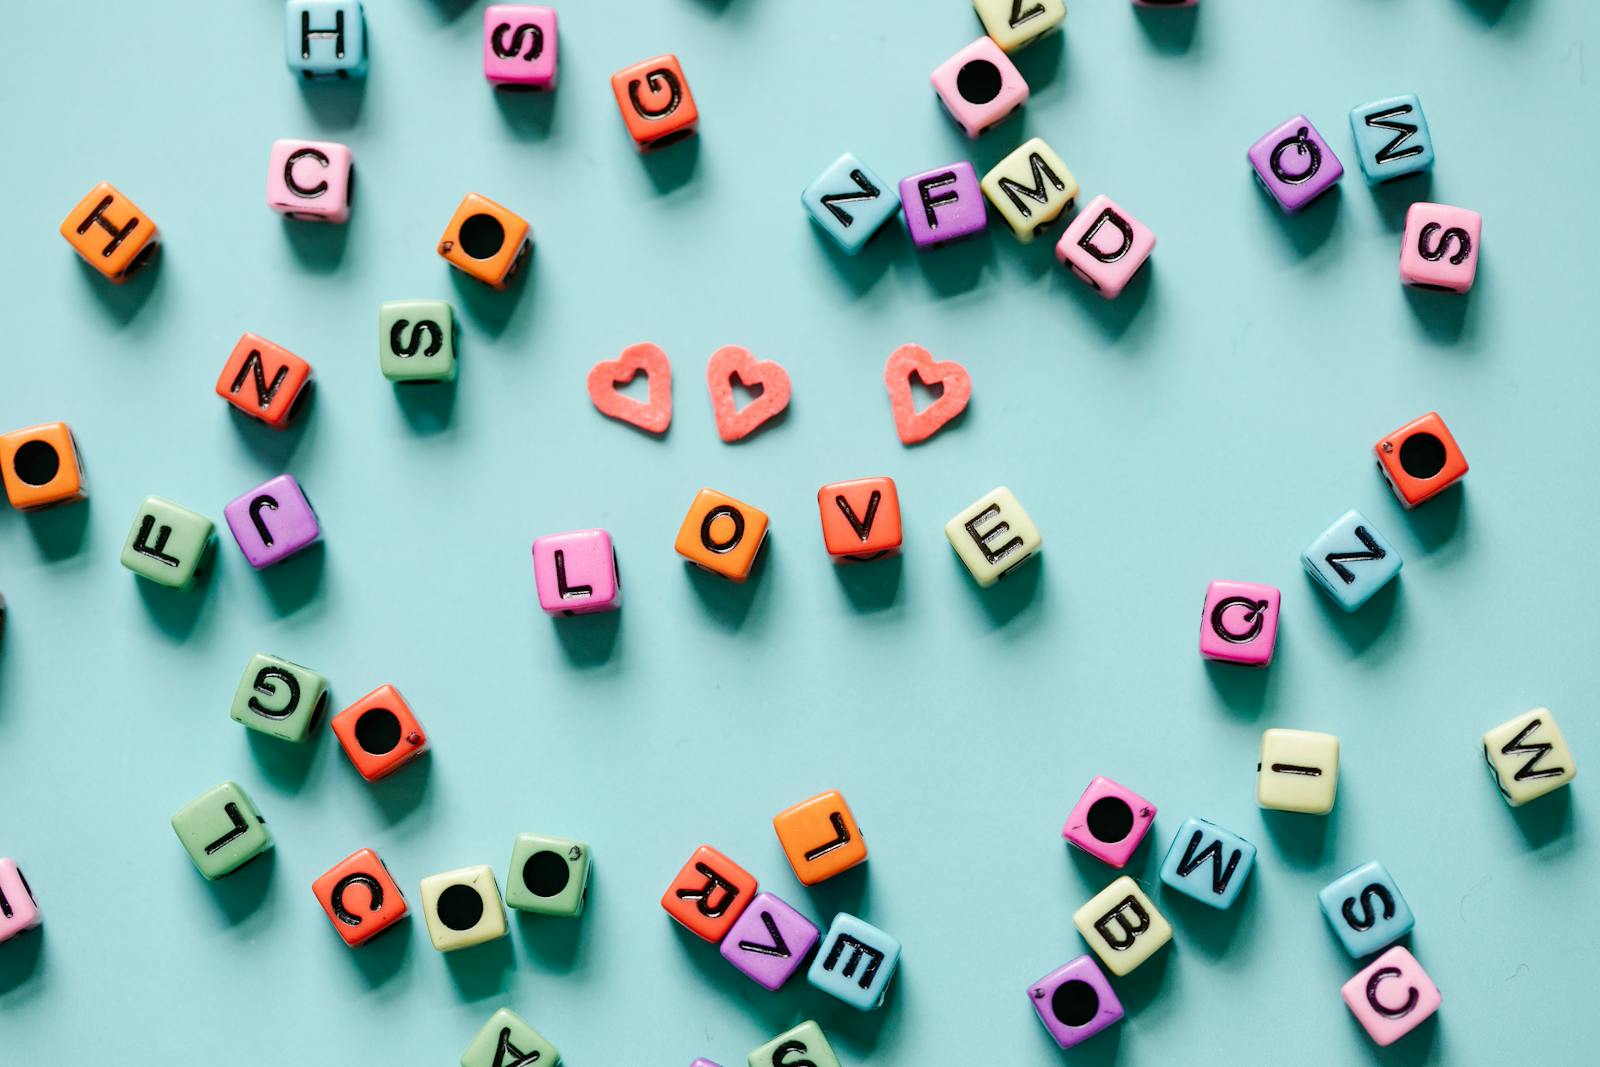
[1,2,1595,1063]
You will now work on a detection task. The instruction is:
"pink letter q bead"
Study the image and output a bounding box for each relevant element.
[484,5,557,90]
[1400,203,1481,293]
[0,858,41,942]
[1055,195,1155,298]
[1062,776,1157,868]
[267,139,352,222]
[1199,580,1280,666]
[532,529,620,616]
[224,474,322,569]
[1341,946,1441,1047]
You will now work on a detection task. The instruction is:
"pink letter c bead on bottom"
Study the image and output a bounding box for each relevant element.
[532,529,620,615]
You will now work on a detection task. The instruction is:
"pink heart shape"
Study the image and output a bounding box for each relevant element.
[884,343,971,445]
[706,345,792,442]
[588,343,672,435]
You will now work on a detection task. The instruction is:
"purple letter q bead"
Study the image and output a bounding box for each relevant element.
[1028,955,1123,1049]
[1055,195,1155,298]
[900,162,987,249]
[532,529,621,616]
[1062,776,1157,868]
[718,891,820,991]
[1199,580,1281,666]
[1247,115,1343,213]
[224,474,321,569]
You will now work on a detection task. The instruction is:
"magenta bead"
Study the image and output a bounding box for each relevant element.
[223,474,321,569]
[1199,580,1280,666]
[1055,194,1155,298]
[532,529,620,616]
[266,139,352,223]
[1061,776,1157,868]
[484,5,557,89]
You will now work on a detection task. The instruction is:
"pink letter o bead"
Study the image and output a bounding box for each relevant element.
[532,529,620,616]
[1199,580,1280,666]
[267,139,352,222]
[1055,195,1155,298]
[931,37,1028,138]
[1061,776,1157,868]
[1400,203,1481,293]
[223,474,322,569]
[484,5,557,89]
[0,858,41,942]
[1341,946,1441,1047]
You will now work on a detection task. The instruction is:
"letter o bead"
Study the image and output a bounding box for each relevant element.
[483,5,558,89]
[1400,203,1481,293]
[1072,875,1172,976]
[675,488,769,582]
[312,848,408,947]
[1056,194,1155,298]
[1341,946,1441,1047]
[267,139,353,222]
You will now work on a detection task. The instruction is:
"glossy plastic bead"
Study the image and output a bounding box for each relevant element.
[462,1008,559,1067]
[532,529,620,615]
[330,685,428,781]
[1302,509,1401,611]
[973,0,1066,52]
[171,781,272,880]
[981,137,1077,242]
[483,6,558,90]
[818,479,902,561]
[611,54,697,150]
[900,162,987,249]
[773,789,868,884]
[438,193,532,290]
[1159,817,1256,908]
[285,1,366,79]
[1400,203,1481,293]
[1199,580,1280,665]
[1073,875,1172,976]
[59,182,160,282]
[224,474,321,569]
[1483,708,1576,807]
[1341,946,1441,1047]
[505,833,590,916]
[1350,94,1434,183]
[808,912,901,1010]
[312,848,408,947]
[1375,411,1468,507]
[267,139,352,222]
[945,485,1041,587]
[0,422,86,510]
[379,300,456,383]
[801,153,901,254]
[1061,777,1157,869]
[215,333,314,429]
[120,497,215,590]
[932,38,1028,138]
[0,859,41,943]
[1258,728,1340,814]
[1247,115,1343,213]
[719,891,820,991]
[675,488,769,582]
[420,866,508,952]
[229,652,329,742]
[1056,194,1155,298]
[1027,955,1123,1049]
[747,1022,839,1067]
[661,845,757,942]
[1319,860,1414,958]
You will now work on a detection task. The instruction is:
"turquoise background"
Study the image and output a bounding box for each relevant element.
[1,1,1595,1063]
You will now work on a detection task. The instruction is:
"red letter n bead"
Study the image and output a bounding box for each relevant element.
[215,334,314,429]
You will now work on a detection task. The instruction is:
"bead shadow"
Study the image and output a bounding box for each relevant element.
[494,85,558,140]
[1506,787,1573,851]
[1304,572,1401,658]
[1054,257,1155,344]
[246,720,328,791]
[683,553,769,631]
[1133,4,1200,54]
[814,966,899,1049]
[1102,944,1171,1015]
[1259,808,1337,870]
[199,848,277,927]
[365,752,434,824]
[1158,878,1255,959]
[295,72,367,131]
[1008,29,1066,90]
[1458,0,1526,30]
[281,215,351,274]
[425,0,477,23]
[1253,180,1341,259]
[808,221,901,297]
[1371,171,1432,233]
[443,932,516,1001]
[796,862,869,923]
[550,608,621,668]
[0,925,43,996]
[831,553,904,615]
[22,499,90,561]
[449,247,535,340]
[75,252,160,325]
[667,922,802,1033]
[1034,1009,1123,1065]
[1389,483,1467,556]
[951,550,1043,629]
[1202,653,1279,720]
[258,539,327,616]
[514,907,587,974]
[133,567,216,641]
[345,917,414,988]
[906,226,996,297]
[1402,281,1473,346]
[641,135,702,196]
[225,384,317,470]
[395,379,459,435]
[1368,1006,1443,1065]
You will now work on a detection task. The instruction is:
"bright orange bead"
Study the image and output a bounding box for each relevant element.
[660,844,757,942]
[0,422,86,511]
[773,790,867,886]
[214,334,313,429]
[817,477,901,561]
[311,848,408,947]
[330,685,428,782]
[1374,411,1468,508]
[437,193,531,289]
[610,54,697,150]
[674,488,768,582]
[59,182,160,283]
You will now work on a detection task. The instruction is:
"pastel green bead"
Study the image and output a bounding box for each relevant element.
[171,781,272,880]
[120,496,215,589]
[379,299,456,382]
[229,653,329,742]
[748,1021,839,1067]
[505,833,590,916]
[461,1007,560,1067]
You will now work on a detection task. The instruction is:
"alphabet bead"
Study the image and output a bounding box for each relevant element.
[1027,955,1123,1049]
[773,789,868,885]
[1349,94,1434,184]
[1056,194,1155,298]
[215,333,314,429]
[438,193,532,290]
[801,153,901,255]
[462,1008,559,1067]
[1062,777,1157,869]
[1073,875,1172,976]
[817,479,902,561]
[1341,946,1441,1047]
[945,485,1041,587]
[285,1,367,79]
[229,652,329,742]
[661,844,757,942]
[1400,203,1481,293]
[981,137,1078,242]
[931,38,1028,139]
[1302,509,1401,611]
[1258,728,1339,814]
[419,866,508,952]
[267,139,353,222]
[224,474,321,569]
[483,5,558,90]
[694,1061,723,1067]
[0,859,41,943]
[120,497,215,590]
[748,1021,839,1067]
[900,162,988,249]
[973,0,1066,52]
[675,488,769,582]
[1374,411,1468,507]
[330,685,428,781]
[611,54,698,151]
[719,891,820,991]
[1246,115,1343,213]
[505,833,590,916]
[532,530,620,615]
[1319,861,1414,958]
[1158,817,1256,909]
[1199,580,1280,666]
[807,912,901,1010]
[379,300,456,383]
[171,781,272,880]
[0,422,86,511]
[59,181,159,282]
[311,848,408,947]
[1483,708,1576,807]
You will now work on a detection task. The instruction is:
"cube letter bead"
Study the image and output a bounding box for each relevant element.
[330,685,428,781]
[171,781,272,880]
[611,54,698,151]
[215,334,314,429]
[1159,817,1257,909]
[1056,194,1156,299]
[981,137,1078,242]
[1301,509,1401,611]
[1319,861,1414,958]
[1027,955,1123,1050]
[267,139,353,222]
[1483,708,1576,807]
[1350,94,1434,184]
[60,182,160,282]
[931,38,1028,139]
[693,1062,723,1067]
[1199,580,1281,666]
[224,474,321,568]
[660,844,757,942]
[285,1,367,79]
[1061,777,1157,869]
[311,848,408,947]
[748,1021,839,1067]
[801,153,901,255]
[973,0,1066,52]
[229,653,329,742]
[817,478,902,561]
[945,485,1041,587]
[1400,203,1481,294]
[719,892,821,991]
[773,789,868,885]
[675,488,770,582]
[438,193,532,290]
[532,529,621,615]
[808,912,901,1010]
[505,833,591,916]
[462,1008,559,1067]
[483,6,558,90]
[900,162,987,249]
[0,859,42,943]
[0,422,86,510]
[1073,876,1172,977]
[1375,411,1468,508]
[420,866,507,952]
[120,497,215,590]
[1341,946,1441,1047]
[1247,115,1343,213]
[1258,728,1340,814]
[377,300,456,383]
